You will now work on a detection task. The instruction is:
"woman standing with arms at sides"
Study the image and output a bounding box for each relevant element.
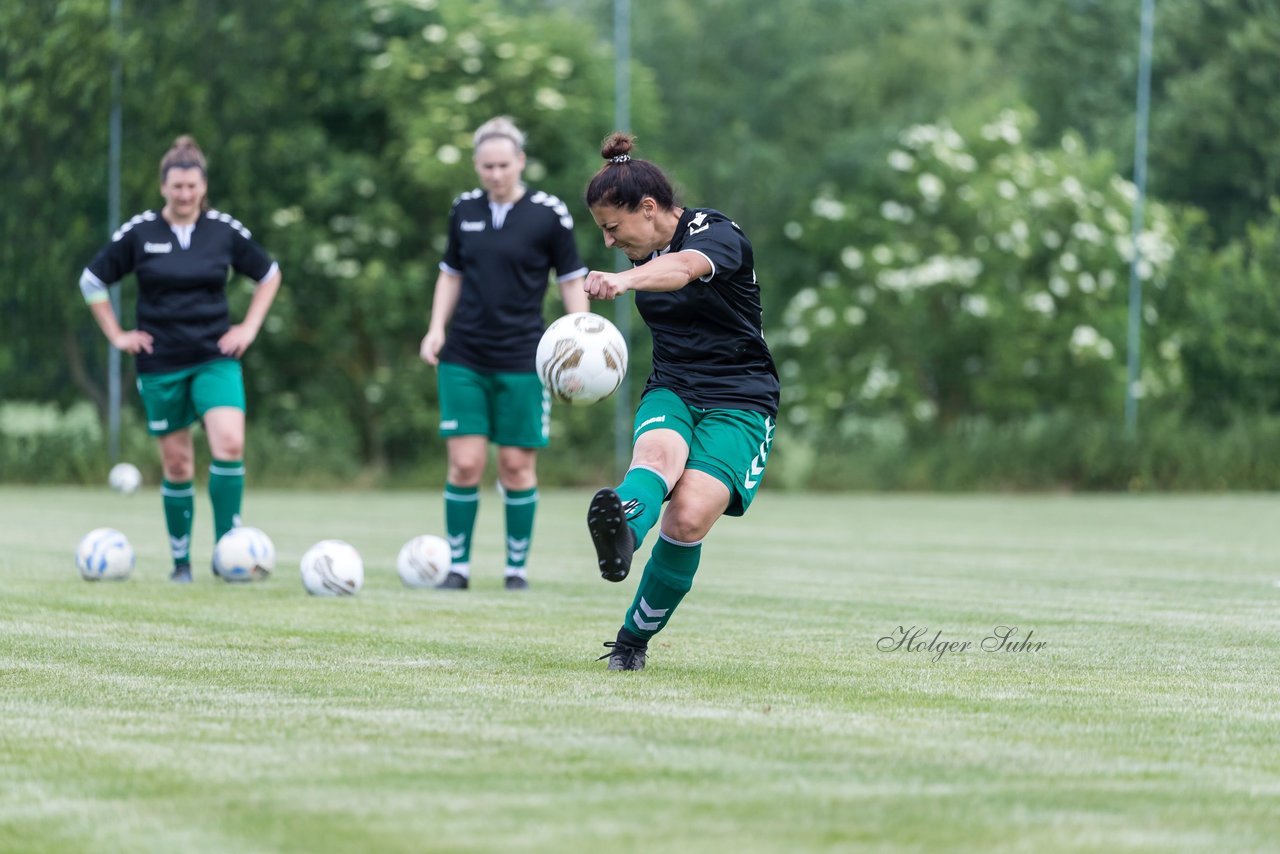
[581,133,780,670]
[79,135,282,583]
[419,116,589,591]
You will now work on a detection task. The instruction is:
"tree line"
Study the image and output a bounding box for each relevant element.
[4,0,1280,488]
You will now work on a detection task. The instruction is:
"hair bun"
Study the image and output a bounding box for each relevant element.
[600,132,635,162]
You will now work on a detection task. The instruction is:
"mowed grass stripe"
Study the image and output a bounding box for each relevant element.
[1,487,1278,852]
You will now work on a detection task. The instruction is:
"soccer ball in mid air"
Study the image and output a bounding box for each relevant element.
[396,534,453,588]
[76,527,135,581]
[108,462,143,495]
[535,312,628,405]
[300,539,364,596]
[213,526,276,582]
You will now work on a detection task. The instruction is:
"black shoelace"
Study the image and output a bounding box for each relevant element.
[597,640,645,664]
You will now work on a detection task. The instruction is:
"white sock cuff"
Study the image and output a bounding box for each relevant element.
[628,464,672,497]
[657,531,702,549]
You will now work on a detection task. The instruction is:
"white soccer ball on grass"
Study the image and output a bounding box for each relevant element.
[300,539,364,596]
[396,534,453,588]
[213,526,276,582]
[76,527,135,581]
[108,462,143,495]
[535,312,628,405]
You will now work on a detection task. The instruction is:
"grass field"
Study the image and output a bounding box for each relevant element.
[2,485,1278,852]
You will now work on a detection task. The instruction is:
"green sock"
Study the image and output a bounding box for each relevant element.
[616,466,667,549]
[208,458,245,542]
[503,486,537,574]
[444,483,480,575]
[622,535,702,641]
[161,479,195,567]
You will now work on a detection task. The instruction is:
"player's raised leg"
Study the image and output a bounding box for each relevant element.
[588,401,688,582]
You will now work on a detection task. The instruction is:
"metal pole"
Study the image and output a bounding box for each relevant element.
[1125,0,1155,439]
[612,0,632,477]
[107,0,123,462]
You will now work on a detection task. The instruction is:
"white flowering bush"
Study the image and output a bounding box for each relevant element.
[777,108,1184,439]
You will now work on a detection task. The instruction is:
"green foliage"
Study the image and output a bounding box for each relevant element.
[776,108,1182,441]
[789,410,1280,492]
[7,1,1280,489]
[0,0,120,408]
[1,0,643,479]
[1163,201,1280,420]
[621,0,1011,319]
[992,0,1280,243]
[0,402,103,483]
[989,0,1139,154]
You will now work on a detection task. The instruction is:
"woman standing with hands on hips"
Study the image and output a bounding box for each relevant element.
[79,135,282,583]
[581,133,780,671]
[420,116,589,591]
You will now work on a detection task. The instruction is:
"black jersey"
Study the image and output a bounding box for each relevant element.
[438,188,587,373]
[634,208,780,415]
[80,209,277,374]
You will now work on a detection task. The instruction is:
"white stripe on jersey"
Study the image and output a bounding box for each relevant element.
[529,190,574,229]
[207,209,252,239]
[111,210,157,242]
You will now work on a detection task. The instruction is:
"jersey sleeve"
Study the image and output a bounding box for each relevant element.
[229,223,277,283]
[681,217,745,283]
[548,203,587,282]
[440,200,464,276]
[80,227,139,303]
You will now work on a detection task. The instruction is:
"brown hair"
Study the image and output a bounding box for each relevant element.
[159,135,208,209]
[584,132,677,212]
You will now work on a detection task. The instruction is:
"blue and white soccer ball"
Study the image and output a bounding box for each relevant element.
[212,526,276,582]
[108,462,143,495]
[535,312,628,405]
[300,539,364,596]
[396,534,452,588]
[76,527,135,581]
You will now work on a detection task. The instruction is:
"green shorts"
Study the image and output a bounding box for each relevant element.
[437,361,549,448]
[633,387,777,516]
[136,358,245,436]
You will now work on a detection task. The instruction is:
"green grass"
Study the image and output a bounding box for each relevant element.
[2,486,1278,852]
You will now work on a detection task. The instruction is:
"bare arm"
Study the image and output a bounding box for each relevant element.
[582,250,712,301]
[420,268,463,365]
[558,274,589,314]
[219,266,282,358]
[87,297,153,354]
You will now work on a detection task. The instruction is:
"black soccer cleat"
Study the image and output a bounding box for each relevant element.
[169,563,193,584]
[437,571,469,590]
[587,488,635,582]
[597,638,648,671]
[597,627,648,671]
[503,575,529,591]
